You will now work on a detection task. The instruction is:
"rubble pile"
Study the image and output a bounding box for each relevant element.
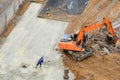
[88,28,120,55]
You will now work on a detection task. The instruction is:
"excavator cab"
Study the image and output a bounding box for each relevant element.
[60,34,72,42]
[60,34,78,42]
[59,33,93,61]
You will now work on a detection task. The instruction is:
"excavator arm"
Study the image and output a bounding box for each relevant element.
[76,22,104,46]
[76,18,117,47]
[103,18,115,37]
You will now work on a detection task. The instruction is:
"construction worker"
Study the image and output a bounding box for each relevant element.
[35,56,44,68]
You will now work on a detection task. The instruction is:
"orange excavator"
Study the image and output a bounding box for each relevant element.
[58,18,118,61]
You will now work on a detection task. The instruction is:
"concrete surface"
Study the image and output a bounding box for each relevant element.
[39,0,89,15]
[65,0,89,14]
[0,0,23,34]
[0,3,74,80]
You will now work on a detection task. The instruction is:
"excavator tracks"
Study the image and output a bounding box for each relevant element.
[64,48,93,61]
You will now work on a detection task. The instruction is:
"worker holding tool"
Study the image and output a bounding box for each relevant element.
[35,56,44,68]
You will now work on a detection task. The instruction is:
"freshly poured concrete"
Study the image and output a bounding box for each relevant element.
[0,3,74,80]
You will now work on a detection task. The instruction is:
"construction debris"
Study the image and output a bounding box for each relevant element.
[21,63,29,68]
[102,47,110,54]
[91,44,101,52]
[115,39,120,49]
[93,31,120,53]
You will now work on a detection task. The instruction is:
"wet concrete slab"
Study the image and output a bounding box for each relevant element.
[38,0,89,21]
[0,3,74,80]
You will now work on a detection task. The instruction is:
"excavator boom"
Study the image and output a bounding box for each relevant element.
[76,18,116,46]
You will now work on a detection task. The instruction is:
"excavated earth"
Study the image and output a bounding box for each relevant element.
[65,0,120,33]
[63,0,120,80]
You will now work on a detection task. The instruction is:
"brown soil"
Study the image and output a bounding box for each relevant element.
[65,0,120,33]
[63,53,120,80]
[63,0,120,80]
[30,0,45,3]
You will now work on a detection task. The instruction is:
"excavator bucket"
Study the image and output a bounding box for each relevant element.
[38,0,89,21]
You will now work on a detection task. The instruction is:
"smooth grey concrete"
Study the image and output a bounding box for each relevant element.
[0,3,74,80]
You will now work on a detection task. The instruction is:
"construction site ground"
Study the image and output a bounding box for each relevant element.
[63,0,120,80]
[0,3,74,80]
[38,0,89,21]
[0,2,30,46]
[65,0,120,33]
[0,0,120,80]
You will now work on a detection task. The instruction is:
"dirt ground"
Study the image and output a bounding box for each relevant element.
[63,53,120,80]
[65,0,120,33]
[0,1,30,45]
[63,0,120,80]
[30,0,45,3]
